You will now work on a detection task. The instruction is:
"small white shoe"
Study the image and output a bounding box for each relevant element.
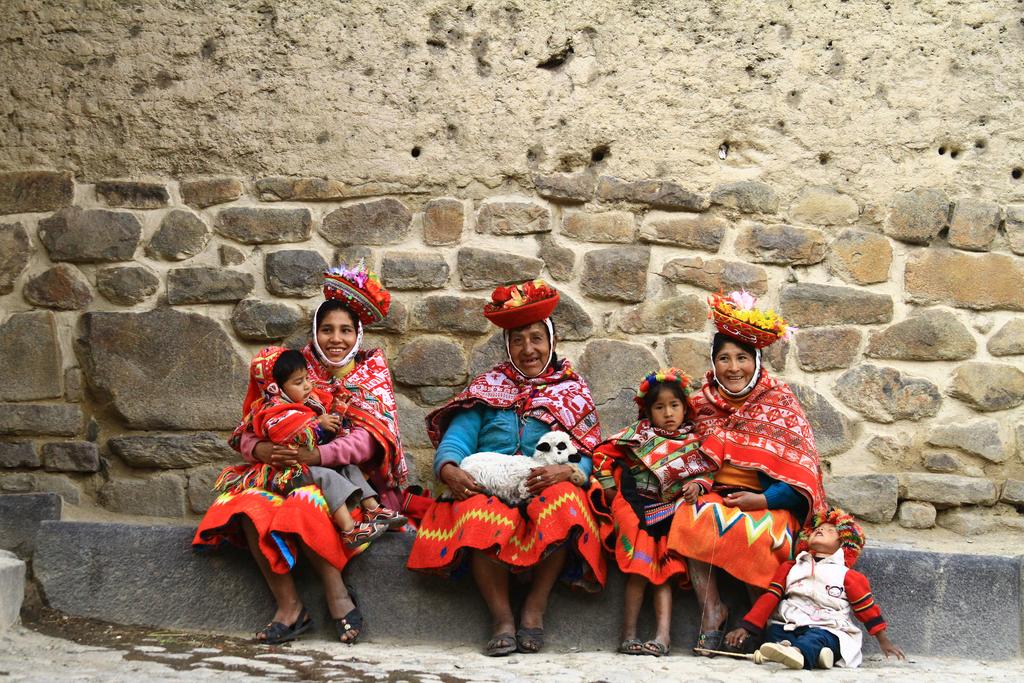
[817,647,835,669]
[759,642,805,670]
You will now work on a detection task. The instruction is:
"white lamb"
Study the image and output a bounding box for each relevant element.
[459,431,582,505]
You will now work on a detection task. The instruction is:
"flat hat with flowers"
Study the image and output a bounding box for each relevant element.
[483,279,559,329]
[708,290,793,349]
[322,260,391,327]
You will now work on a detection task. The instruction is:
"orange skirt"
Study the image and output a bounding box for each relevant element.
[598,492,689,587]
[666,492,797,588]
[406,481,606,591]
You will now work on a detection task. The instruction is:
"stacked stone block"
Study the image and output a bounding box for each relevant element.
[0,169,1022,541]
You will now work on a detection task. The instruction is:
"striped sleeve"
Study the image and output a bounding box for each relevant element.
[592,442,627,490]
[739,561,795,633]
[845,569,887,635]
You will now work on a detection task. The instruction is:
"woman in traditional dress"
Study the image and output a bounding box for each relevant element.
[194,263,408,645]
[407,280,605,656]
[666,291,827,655]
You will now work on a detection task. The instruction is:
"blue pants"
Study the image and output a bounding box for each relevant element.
[765,624,841,670]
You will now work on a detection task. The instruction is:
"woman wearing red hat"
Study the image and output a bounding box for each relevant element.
[667,291,827,656]
[194,261,409,646]
[407,280,605,656]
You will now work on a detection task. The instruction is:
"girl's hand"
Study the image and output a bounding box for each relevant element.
[681,481,702,504]
[526,464,572,494]
[876,630,905,660]
[722,491,767,511]
[724,627,751,649]
[439,463,482,501]
[318,413,342,432]
[335,393,352,417]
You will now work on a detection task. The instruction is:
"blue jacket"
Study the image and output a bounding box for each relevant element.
[434,403,593,478]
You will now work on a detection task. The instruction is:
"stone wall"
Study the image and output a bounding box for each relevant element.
[0,169,1023,540]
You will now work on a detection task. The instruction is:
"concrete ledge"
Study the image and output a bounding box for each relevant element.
[32,521,1022,659]
[0,549,26,631]
[0,493,62,559]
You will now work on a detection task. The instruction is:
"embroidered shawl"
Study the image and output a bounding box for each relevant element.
[426,359,602,454]
[301,344,408,489]
[688,370,826,517]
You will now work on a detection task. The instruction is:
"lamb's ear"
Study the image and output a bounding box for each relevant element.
[536,441,552,452]
[568,452,582,463]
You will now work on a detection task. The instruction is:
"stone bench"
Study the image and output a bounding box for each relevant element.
[27,518,1023,660]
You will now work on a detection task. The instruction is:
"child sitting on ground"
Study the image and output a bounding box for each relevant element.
[592,369,717,657]
[724,507,905,669]
[217,347,406,547]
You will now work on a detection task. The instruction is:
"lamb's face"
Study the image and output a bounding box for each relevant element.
[533,431,581,465]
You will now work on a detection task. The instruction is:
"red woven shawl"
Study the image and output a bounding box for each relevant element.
[426,359,602,453]
[688,370,826,516]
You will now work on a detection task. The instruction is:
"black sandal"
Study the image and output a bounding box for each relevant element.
[619,638,644,655]
[484,632,517,657]
[255,607,313,645]
[335,588,363,645]
[516,627,545,654]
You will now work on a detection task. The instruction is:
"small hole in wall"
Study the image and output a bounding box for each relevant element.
[818,152,830,165]
[1013,167,1023,180]
[950,148,960,159]
[975,139,987,149]
[590,144,610,163]
[410,146,421,158]
[718,143,729,160]
[938,146,946,155]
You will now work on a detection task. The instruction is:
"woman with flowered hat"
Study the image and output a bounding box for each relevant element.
[667,291,827,656]
[591,367,717,656]
[194,261,409,646]
[407,279,605,657]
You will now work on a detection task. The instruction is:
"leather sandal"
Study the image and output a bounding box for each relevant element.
[484,632,517,657]
[642,639,670,657]
[516,627,545,654]
[254,607,312,645]
[619,638,644,655]
[336,589,363,645]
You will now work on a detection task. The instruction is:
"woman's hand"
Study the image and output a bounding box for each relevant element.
[721,491,767,510]
[253,441,320,467]
[439,462,482,501]
[526,464,572,495]
[681,481,702,504]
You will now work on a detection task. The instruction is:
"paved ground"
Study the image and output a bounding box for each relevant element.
[1,616,1022,683]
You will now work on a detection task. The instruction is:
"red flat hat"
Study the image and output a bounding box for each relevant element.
[483,293,559,329]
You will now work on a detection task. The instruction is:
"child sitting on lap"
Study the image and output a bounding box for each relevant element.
[724,507,905,670]
[217,347,406,547]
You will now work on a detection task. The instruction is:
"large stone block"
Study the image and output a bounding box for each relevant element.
[533,172,597,203]
[834,364,941,423]
[597,176,708,211]
[987,318,1024,356]
[898,500,937,529]
[42,441,99,473]
[76,309,247,430]
[375,299,409,335]
[550,292,593,341]
[0,171,73,215]
[255,176,348,201]
[38,207,142,262]
[562,210,636,243]
[905,250,1024,311]
[661,257,767,296]
[186,464,222,514]
[936,506,1024,536]
[788,383,854,457]
[736,223,827,265]
[709,180,778,214]
[926,419,1006,463]
[382,252,449,290]
[109,433,236,469]
[0,311,61,401]
[476,199,551,235]
[469,332,506,378]
[898,473,998,507]
[321,198,411,245]
[409,295,490,334]
[147,209,210,261]
[665,337,711,382]
[885,188,949,244]
[95,180,169,209]
[393,337,468,387]
[179,177,243,209]
[827,229,893,285]
[825,474,897,523]
[422,198,464,246]
[1002,480,1024,507]
[0,443,39,469]
[865,309,976,361]
[23,264,93,310]
[396,394,431,450]
[639,213,725,252]
[788,185,859,225]
[947,362,1024,412]
[537,236,576,282]
[214,207,312,244]
[98,473,187,517]
[230,299,305,342]
[457,248,543,290]
[1006,204,1024,255]
[166,266,254,304]
[580,247,649,303]
[0,493,61,557]
[794,327,861,372]
[616,295,705,334]
[95,265,159,306]
[264,249,329,297]
[0,404,83,437]
[948,198,1000,252]
[780,283,893,327]
[577,339,658,405]
[0,222,31,294]
[923,450,983,477]
[0,548,25,631]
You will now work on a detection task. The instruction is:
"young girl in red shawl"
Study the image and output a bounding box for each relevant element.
[592,369,716,657]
